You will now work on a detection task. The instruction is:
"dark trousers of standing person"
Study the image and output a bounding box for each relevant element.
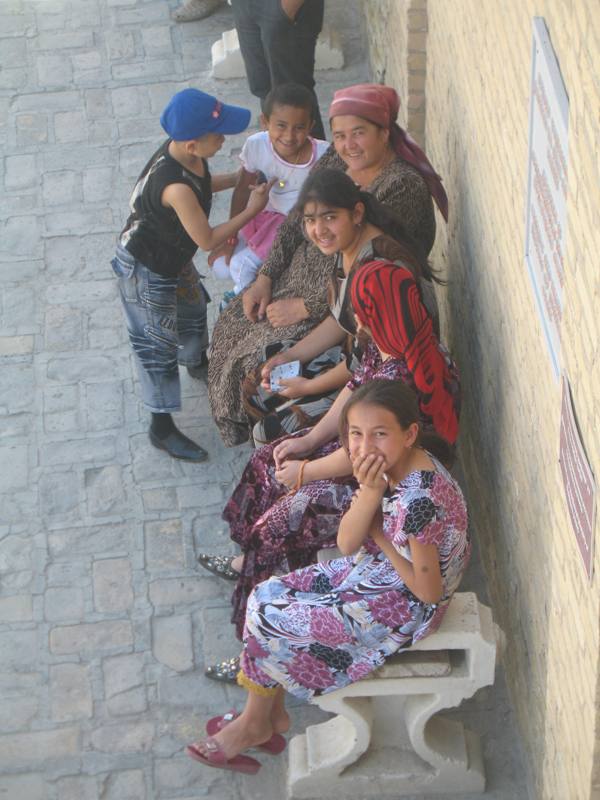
[231,0,326,140]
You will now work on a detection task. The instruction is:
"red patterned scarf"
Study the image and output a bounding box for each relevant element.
[351,260,459,443]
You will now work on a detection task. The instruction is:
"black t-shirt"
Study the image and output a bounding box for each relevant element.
[120,140,212,278]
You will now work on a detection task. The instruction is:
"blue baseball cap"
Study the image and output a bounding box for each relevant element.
[160,88,251,141]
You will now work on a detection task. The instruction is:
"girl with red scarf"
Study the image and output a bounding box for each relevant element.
[351,260,459,445]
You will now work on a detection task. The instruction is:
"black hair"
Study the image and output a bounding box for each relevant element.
[263,83,315,120]
[295,168,439,284]
[339,379,456,468]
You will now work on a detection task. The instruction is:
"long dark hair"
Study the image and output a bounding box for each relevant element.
[295,169,439,284]
[339,379,456,468]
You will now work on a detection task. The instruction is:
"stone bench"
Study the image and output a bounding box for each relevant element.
[287,591,504,798]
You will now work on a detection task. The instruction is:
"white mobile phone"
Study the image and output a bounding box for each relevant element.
[270,360,301,392]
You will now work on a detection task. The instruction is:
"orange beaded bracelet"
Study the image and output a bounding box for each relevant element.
[288,459,309,495]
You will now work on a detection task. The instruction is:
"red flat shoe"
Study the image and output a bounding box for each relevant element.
[205,710,286,756]
[185,737,261,774]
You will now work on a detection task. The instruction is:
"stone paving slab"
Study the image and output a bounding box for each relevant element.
[0,0,528,797]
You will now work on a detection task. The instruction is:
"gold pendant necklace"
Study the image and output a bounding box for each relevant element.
[277,142,309,188]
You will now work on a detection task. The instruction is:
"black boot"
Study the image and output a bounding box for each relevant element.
[149,413,208,462]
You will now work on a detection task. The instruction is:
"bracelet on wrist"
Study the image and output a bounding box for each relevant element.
[226,236,238,246]
[288,459,310,496]
[297,459,309,488]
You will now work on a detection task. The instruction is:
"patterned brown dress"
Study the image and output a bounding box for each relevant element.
[208,146,436,446]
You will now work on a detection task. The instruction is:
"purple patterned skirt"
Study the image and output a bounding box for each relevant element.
[223,433,357,639]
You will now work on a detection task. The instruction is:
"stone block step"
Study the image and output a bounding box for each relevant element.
[211,26,344,79]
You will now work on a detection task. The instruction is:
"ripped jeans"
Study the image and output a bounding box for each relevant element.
[111,245,209,413]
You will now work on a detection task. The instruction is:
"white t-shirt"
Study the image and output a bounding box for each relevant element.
[239,131,330,215]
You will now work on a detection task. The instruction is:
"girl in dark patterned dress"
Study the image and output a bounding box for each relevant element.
[243,168,442,444]
[186,380,469,774]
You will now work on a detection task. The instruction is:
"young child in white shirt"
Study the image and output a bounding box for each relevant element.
[210,83,329,301]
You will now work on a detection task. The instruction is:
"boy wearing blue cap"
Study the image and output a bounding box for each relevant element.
[112,88,273,462]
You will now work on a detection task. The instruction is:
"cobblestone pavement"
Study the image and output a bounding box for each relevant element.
[0,1,529,798]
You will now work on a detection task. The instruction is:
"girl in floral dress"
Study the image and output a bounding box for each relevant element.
[186,379,470,774]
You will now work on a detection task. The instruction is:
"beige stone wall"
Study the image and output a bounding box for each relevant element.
[363,1,600,798]
[361,0,427,145]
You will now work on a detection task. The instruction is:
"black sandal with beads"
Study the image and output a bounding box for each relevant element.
[197,553,239,582]
[204,656,241,684]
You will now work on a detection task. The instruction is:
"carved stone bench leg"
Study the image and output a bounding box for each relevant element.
[289,691,484,797]
[290,696,373,787]
[404,693,484,791]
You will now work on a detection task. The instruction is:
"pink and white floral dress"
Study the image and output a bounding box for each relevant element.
[240,457,470,700]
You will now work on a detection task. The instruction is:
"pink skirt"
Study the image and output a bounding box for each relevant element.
[240,210,286,261]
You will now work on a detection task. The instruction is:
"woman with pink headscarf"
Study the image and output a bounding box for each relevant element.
[208,83,448,448]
